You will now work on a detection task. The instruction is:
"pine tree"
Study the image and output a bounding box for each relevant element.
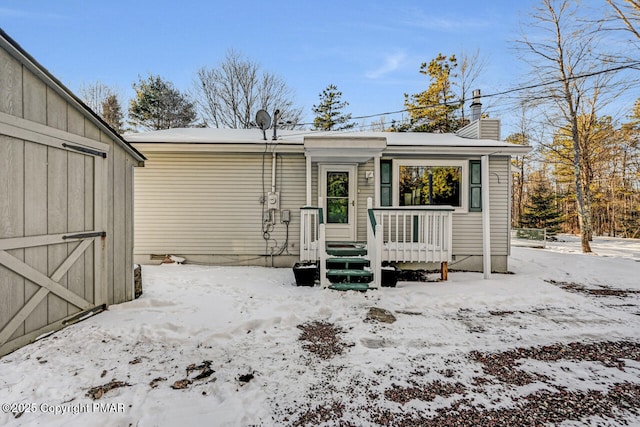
[129,74,197,131]
[521,177,563,235]
[403,53,461,133]
[312,84,355,131]
[101,94,124,134]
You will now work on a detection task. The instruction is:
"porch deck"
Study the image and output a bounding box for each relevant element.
[300,198,453,288]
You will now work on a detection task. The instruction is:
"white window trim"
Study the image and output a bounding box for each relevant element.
[392,159,469,213]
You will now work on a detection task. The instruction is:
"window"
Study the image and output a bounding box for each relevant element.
[469,160,482,212]
[380,160,392,206]
[326,171,349,223]
[393,160,469,212]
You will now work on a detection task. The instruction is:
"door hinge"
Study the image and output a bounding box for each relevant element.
[62,143,107,158]
[62,231,106,240]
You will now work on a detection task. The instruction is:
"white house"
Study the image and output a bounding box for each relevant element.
[127,116,530,288]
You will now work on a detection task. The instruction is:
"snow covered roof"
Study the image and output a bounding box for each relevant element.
[125,127,531,155]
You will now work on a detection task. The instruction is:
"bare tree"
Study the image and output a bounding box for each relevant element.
[78,81,117,117]
[193,50,303,129]
[605,0,640,41]
[369,116,388,132]
[517,0,629,252]
[455,49,487,122]
[507,102,537,228]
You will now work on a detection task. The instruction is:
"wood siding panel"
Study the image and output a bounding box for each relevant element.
[112,145,127,304]
[0,137,25,339]
[67,152,86,311]
[67,106,85,137]
[104,132,114,305]
[22,69,47,125]
[84,156,95,304]
[0,47,23,116]
[85,119,100,141]
[46,88,67,131]
[23,141,49,333]
[46,146,69,322]
[125,158,134,301]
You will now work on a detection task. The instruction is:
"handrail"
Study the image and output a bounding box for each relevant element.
[367,209,377,235]
[372,206,455,212]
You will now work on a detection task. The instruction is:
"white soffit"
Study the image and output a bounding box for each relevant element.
[303,136,386,162]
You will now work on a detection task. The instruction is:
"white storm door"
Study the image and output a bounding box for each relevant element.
[319,164,357,241]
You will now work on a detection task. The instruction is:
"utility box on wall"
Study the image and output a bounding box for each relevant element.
[267,191,280,210]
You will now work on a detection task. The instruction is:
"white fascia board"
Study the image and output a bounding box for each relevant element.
[131,142,305,154]
[384,145,532,157]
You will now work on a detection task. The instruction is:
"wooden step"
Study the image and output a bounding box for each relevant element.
[326,269,373,285]
[328,282,370,292]
[326,257,370,269]
[326,269,373,278]
[325,243,367,257]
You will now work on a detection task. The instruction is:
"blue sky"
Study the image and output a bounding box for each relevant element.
[0,0,620,135]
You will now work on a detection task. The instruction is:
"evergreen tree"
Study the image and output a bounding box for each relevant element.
[101,94,124,134]
[403,53,461,133]
[312,84,355,131]
[521,177,563,234]
[129,74,197,131]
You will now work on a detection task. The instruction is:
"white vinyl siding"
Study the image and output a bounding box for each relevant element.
[134,152,306,256]
[450,156,509,256]
[456,119,501,141]
[357,160,375,241]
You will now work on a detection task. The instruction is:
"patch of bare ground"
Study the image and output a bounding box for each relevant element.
[289,401,353,427]
[384,380,466,404]
[297,321,349,360]
[546,279,640,297]
[470,340,640,385]
[371,383,640,426]
[284,340,640,426]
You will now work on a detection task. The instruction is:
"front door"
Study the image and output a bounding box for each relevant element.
[319,164,357,241]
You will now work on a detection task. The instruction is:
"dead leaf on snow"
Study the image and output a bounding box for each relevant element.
[171,379,192,390]
[86,380,131,400]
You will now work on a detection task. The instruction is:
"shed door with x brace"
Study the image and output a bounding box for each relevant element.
[0,113,108,357]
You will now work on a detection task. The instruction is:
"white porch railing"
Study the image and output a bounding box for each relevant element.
[368,199,453,264]
[299,202,324,262]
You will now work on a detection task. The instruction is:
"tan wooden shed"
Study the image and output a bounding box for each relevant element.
[0,29,145,357]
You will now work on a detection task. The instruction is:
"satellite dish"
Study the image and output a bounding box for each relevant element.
[256,110,271,130]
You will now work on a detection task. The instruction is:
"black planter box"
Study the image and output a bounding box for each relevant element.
[293,263,319,286]
[381,266,400,287]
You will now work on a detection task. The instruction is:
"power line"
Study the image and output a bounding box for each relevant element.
[291,60,640,129]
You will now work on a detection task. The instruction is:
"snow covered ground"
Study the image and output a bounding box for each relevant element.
[1,235,640,426]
